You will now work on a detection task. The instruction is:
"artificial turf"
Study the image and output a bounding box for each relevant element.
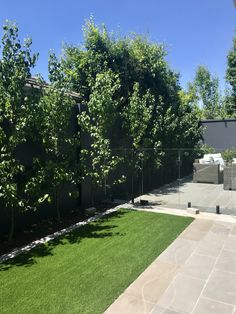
[0,209,193,314]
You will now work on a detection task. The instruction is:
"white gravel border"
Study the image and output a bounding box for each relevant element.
[1,200,235,264]
[0,204,129,264]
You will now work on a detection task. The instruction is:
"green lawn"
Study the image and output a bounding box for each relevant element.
[0,209,193,314]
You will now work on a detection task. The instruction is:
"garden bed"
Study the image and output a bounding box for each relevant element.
[0,203,113,256]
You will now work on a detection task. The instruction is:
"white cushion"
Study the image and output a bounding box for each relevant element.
[213,157,225,166]
[212,153,222,158]
[202,153,224,169]
[203,155,214,164]
[204,153,222,160]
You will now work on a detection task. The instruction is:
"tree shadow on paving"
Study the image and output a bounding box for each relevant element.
[149,176,191,197]
[0,209,129,272]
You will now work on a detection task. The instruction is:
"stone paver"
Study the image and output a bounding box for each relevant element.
[104,292,155,314]
[157,273,205,314]
[195,231,225,257]
[224,235,236,253]
[105,211,236,314]
[151,305,181,314]
[230,225,236,235]
[158,238,198,265]
[141,178,236,215]
[202,270,236,306]
[216,250,236,273]
[211,221,233,235]
[125,260,179,304]
[192,297,234,314]
[180,253,215,280]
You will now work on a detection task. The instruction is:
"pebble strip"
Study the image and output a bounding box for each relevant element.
[0,205,128,263]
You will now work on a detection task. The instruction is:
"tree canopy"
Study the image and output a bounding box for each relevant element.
[191,65,221,119]
[58,19,203,200]
[0,21,39,239]
[61,19,202,153]
[226,33,236,116]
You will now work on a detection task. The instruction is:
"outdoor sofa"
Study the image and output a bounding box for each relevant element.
[224,162,236,190]
[193,154,224,184]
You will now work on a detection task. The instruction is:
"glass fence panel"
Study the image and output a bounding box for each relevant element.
[95,148,236,216]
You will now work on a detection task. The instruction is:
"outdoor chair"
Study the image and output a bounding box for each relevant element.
[193,154,224,184]
[193,163,223,184]
[223,164,236,190]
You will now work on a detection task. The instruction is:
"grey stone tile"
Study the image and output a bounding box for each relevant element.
[211,222,232,236]
[126,260,178,304]
[224,235,236,253]
[151,305,181,314]
[180,228,207,241]
[230,224,236,235]
[157,274,205,314]
[158,238,198,265]
[189,219,214,233]
[104,292,155,314]
[203,270,236,305]
[215,250,236,274]
[181,253,215,280]
[195,231,225,257]
[192,297,234,314]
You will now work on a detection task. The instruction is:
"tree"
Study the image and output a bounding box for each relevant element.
[78,70,121,204]
[62,19,196,138]
[32,53,80,222]
[0,21,38,240]
[192,65,221,119]
[59,18,202,200]
[226,34,236,116]
[122,83,154,202]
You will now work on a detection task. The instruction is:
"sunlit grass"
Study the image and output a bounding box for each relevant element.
[0,208,193,314]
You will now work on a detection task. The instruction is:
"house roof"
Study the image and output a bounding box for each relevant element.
[201,118,236,123]
[25,77,81,101]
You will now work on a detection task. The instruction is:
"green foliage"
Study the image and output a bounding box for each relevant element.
[123,83,154,151]
[188,33,236,119]
[61,18,202,186]
[0,21,38,239]
[122,82,155,179]
[78,70,121,201]
[192,65,221,119]
[0,18,205,230]
[221,87,235,118]
[198,143,216,155]
[222,148,236,164]
[194,145,236,164]
[226,34,236,116]
[32,54,79,221]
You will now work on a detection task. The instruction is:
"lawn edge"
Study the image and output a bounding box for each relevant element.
[0,204,195,264]
[0,206,123,263]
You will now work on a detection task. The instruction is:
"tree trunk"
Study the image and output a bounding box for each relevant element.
[56,190,61,223]
[131,149,135,204]
[8,207,15,242]
[131,171,134,204]
[141,160,144,195]
[91,183,95,206]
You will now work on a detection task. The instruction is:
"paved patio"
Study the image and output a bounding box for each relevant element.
[105,212,236,314]
[140,177,236,215]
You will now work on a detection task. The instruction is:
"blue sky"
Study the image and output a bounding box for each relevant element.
[0,0,235,91]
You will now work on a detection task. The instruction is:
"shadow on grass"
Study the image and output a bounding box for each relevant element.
[0,209,130,272]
